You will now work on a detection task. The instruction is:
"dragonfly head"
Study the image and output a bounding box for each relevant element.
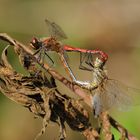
[30,37,42,50]
[94,57,105,69]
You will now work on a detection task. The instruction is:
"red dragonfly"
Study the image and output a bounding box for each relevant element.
[30,19,108,81]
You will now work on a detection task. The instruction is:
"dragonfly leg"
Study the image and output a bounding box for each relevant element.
[32,48,43,63]
[85,53,94,68]
[79,53,93,71]
[35,48,54,68]
[79,53,87,69]
[44,52,54,67]
[33,49,41,56]
[79,65,93,71]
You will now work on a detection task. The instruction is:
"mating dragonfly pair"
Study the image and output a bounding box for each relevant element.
[30,19,140,117]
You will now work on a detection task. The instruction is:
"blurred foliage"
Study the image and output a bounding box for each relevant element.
[0,0,140,140]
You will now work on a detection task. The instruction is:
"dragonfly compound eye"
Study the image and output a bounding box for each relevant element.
[94,58,104,68]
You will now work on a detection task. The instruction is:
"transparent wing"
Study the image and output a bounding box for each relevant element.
[45,19,67,40]
[92,79,140,115]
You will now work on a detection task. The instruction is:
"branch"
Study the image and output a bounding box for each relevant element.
[100,112,114,140]
[109,116,138,140]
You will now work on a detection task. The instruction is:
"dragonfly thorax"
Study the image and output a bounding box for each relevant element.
[89,58,107,89]
[42,37,63,53]
[91,68,106,88]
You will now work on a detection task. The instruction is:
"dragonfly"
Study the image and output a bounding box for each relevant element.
[30,19,108,81]
[70,53,140,117]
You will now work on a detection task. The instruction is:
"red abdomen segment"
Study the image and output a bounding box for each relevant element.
[63,45,108,62]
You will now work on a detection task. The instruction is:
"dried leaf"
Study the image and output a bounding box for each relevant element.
[1,45,13,70]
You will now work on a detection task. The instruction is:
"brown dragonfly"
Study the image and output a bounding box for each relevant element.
[71,53,140,117]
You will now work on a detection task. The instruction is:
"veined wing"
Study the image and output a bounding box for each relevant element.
[92,79,140,116]
[45,19,67,40]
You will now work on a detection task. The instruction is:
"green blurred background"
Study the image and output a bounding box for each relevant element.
[0,0,140,139]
